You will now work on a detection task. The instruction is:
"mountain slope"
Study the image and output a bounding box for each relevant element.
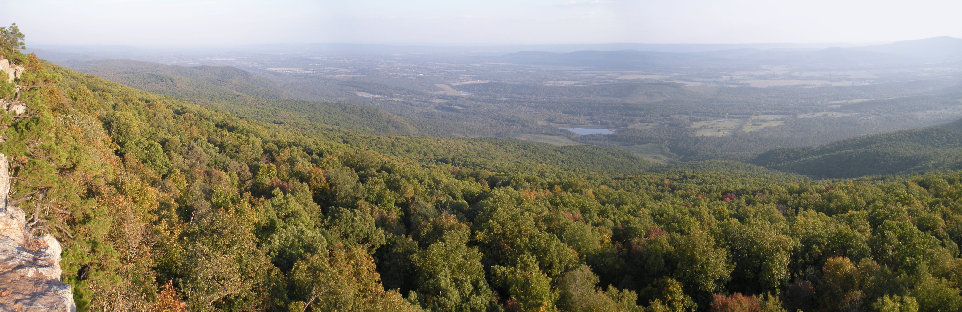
[753,120,962,178]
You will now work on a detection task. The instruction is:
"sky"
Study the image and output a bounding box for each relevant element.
[3,0,962,46]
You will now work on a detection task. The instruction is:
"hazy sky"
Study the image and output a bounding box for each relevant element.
[3,0,961,46]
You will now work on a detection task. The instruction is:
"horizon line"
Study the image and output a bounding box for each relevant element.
[25,35,961,50]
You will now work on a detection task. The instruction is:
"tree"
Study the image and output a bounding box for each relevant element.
[0,23,25,57]
[491,254,558,312]
[645,278,697,312]
[911,272,962,312]
[557,265,643,312]
[289,246,421,312]
[817,257,866,311]
[720,220,795,293]
[671,230,733,297]
[180,210,272,311]
[710,293,760,312]
[870,220,939,273]
[629,229,674,293]
[873,295,919,312]
[474,190,578,278]
[152,281,189,312]
[410,218,495,311]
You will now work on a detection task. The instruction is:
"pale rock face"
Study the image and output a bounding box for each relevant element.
[0,99,26,115]
[0,58,76,311]
[0,154,8,203]
[7,102,25,115]
[0,57,27,116]
[0,58,23,83]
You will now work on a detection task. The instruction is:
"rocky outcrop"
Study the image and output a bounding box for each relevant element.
[0,57,75,312]
[1,57,26,115]
[0,58,23,84]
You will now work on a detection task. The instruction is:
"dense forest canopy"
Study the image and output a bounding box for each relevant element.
[6,26,962,312]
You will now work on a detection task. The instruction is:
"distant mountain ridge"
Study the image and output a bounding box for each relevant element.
[855,36,962,61]
[500,36,962,70]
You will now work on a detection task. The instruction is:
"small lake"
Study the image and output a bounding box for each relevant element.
[561,127,614,135]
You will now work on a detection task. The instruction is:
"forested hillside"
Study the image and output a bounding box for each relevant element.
[9,37,962,312]
[754,121,962,178]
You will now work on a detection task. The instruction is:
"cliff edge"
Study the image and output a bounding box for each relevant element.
[0,57,75,312]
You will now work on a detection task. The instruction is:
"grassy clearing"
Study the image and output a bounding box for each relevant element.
[741,115,786,132]
[692,119,741,137]
[622,143,672,163]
